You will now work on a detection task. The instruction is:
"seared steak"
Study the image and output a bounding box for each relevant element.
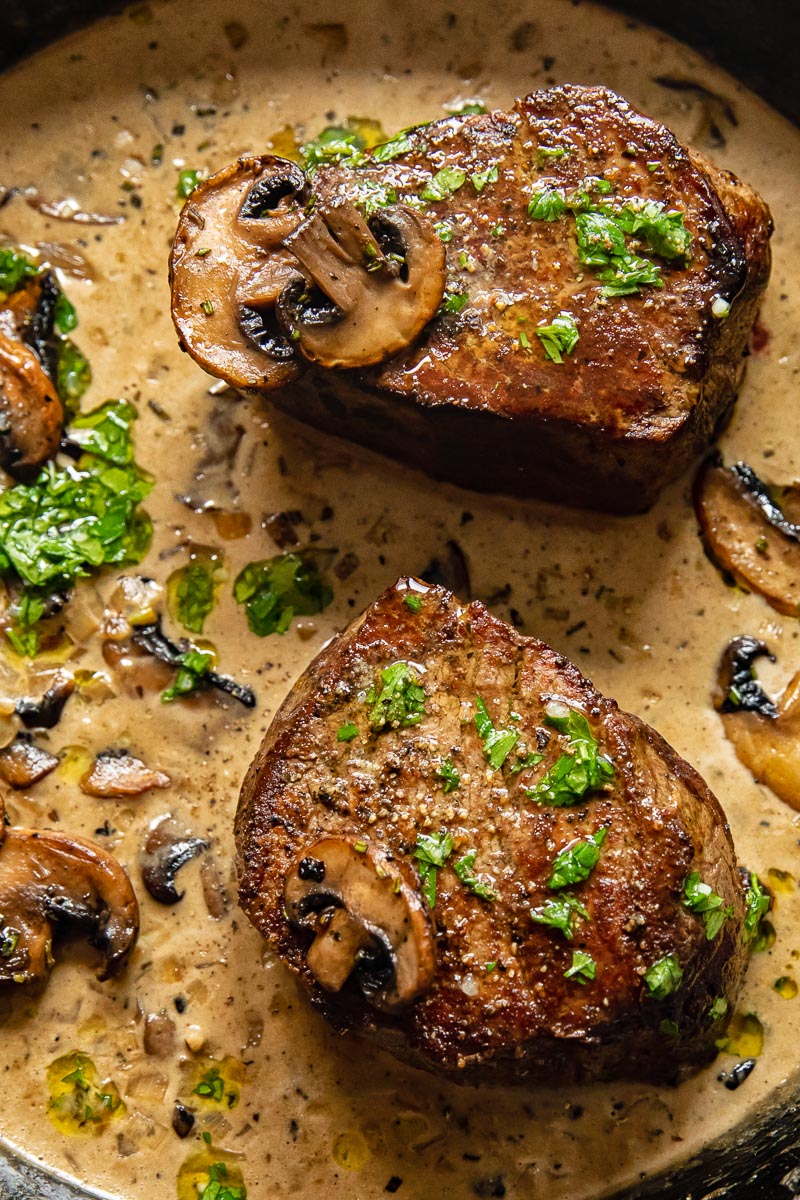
[171,85,772,513]
[236,578,749,1084]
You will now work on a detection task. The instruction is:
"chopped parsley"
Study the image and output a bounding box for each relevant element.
[371,131,415,163]
[526,707,613,807]
[194,1067,225,1103]
[506,750,544,777]
[614,198,693,261]
[564,949,596,984]
[421,166,466,202]
[644,954,683,999]
[53,292,77,335]
[527,187,567,221]
[549,828,608,889]
[436,757,461,793]
[452,849,497,901]
[198,1161,247,1200]
[434,221,454,243]
[471,164,499,193]
[337,721,359,743]
[530,894,590,940]
[414,831,453,907]
[367,661,426,732]
[403,593,423,613]
[743,873,771,946]
[177,168,203,199]
[709,996,729,1020]
[439,289,469,315]
[534,311,579,363]
[161,646,214,703]
[56,340,92,408]
[683,872,735,941]
[0,399,152,655]
[474,697,519,770]
[536,145,569,165]
[170,560,218,635]
[233,552,332,637]
[0,247,39,296]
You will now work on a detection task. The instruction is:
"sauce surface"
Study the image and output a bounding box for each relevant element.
[0,1,799,1197]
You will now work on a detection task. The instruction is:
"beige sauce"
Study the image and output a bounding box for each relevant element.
[0,0,799,1196]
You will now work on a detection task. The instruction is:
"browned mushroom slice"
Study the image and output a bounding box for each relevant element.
[0,736,59,789]
[0,803,139,985]
[169,155,308,390]
[715,637,800,809]
[283,836,435,1012]
[140,815,208,905]
[278,202,446,369]
[0,330,64,479]
[80,750,170,798]
[695,459,800,616]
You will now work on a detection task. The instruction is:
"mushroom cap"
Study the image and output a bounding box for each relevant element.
[0,330,64,479]
[169,155,308,390]
[284,835,435,1012]
[278,202,447,369]
[0,814,139,985]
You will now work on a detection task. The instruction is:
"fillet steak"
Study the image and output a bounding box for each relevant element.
[171,85,772,513]
[236,578,752,1084]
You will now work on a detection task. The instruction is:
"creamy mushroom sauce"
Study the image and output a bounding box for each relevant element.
[0,0,799,1196]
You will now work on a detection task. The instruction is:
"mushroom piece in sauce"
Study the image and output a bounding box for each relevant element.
[277,201,447,368]
[169,155,308,389]
[716,636,800,809]
[0,796,139,985]
[140,815,209,905]
[0,331,64,479]
[80,749,171,798]
[695,458,800,616]
[283,836,436,1012]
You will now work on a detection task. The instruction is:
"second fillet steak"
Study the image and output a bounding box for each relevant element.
[236,578,753,1084]
[171,85,772,513]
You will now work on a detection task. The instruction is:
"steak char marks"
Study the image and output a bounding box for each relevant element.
[236,578,748,1084]
[270,85,772,512]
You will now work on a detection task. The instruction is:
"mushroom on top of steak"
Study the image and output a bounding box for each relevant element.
[236,577,751,1085]
[171,84,772,514]
[170,155,446,382]
[0,795,139,986]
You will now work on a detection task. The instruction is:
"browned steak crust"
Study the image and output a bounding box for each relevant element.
[236,578,748,1084]
[263,85,771,513]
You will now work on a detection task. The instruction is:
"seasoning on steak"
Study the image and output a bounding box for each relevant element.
[236,577,751,1085]
[171,85,772,514]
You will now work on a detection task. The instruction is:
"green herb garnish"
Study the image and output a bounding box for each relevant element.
[371,131,415,163]
[452,849,497,901]
[233,552,332,637]
[404,593,422,613]
[564,949,596,984]
[474,697,519,770]
[526,707,613,807]
[440,289,469,315]
[471,164,499,193]
[549,828,608,889]
[644,954,683,999]
[367,661,426,732]
[161,646,214,703]
[53,292,78,335]
[530,894,590,940]
[0,247,39,296]
[709,996,729,1020]
[414,831,454,907]
[193,1067,225,1103]
[337,722,359,743]
[682,872,734,941]
[743,873,771,946]
[527,187,567,222]
[198,1162,247,1200]
[535,311,579,363]
[177,168,203,199]
[421,166,466,202]
[56,339,92,407]
[536,145,569,165]
[172,561,218,635]
[436,757,460,793]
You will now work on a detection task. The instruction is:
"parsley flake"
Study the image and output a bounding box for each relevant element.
[564,949,596,984]
[530,894,590,940]
[644,954,683,999]
[452,849,497,901]
[414,831,453,907]
[436,757,460,793]
[177,168,203,199]
[161,646,214,703]
[470,164,499,193]
[526,707,613,807]
[233,553,332,637]
[337,722,359,743]
[421,167,466,202]
[743,873,771,946]
[170,560,219,635]
[527,187,567,221]
[367,661,426,732]
[683,871,734,941]
[535,311,579,363]
[549,828,608,889]
[474,697,519,770]
[404,593,423,613]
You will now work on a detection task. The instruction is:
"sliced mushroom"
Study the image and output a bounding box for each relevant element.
[277,201,446,368]
[0,330,64,478]
[80,750,171,798]
[170,155,308,389]
[283,836,435,1012]
[0,796,139,984]
[130,620,256,708]
[695,458,800,616]
[716,637,800,809]
[140,815,208,905]
[15,673,75,730]
[0,735,59,789]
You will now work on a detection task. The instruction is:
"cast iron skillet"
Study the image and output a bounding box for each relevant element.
[0,2,799,1198]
